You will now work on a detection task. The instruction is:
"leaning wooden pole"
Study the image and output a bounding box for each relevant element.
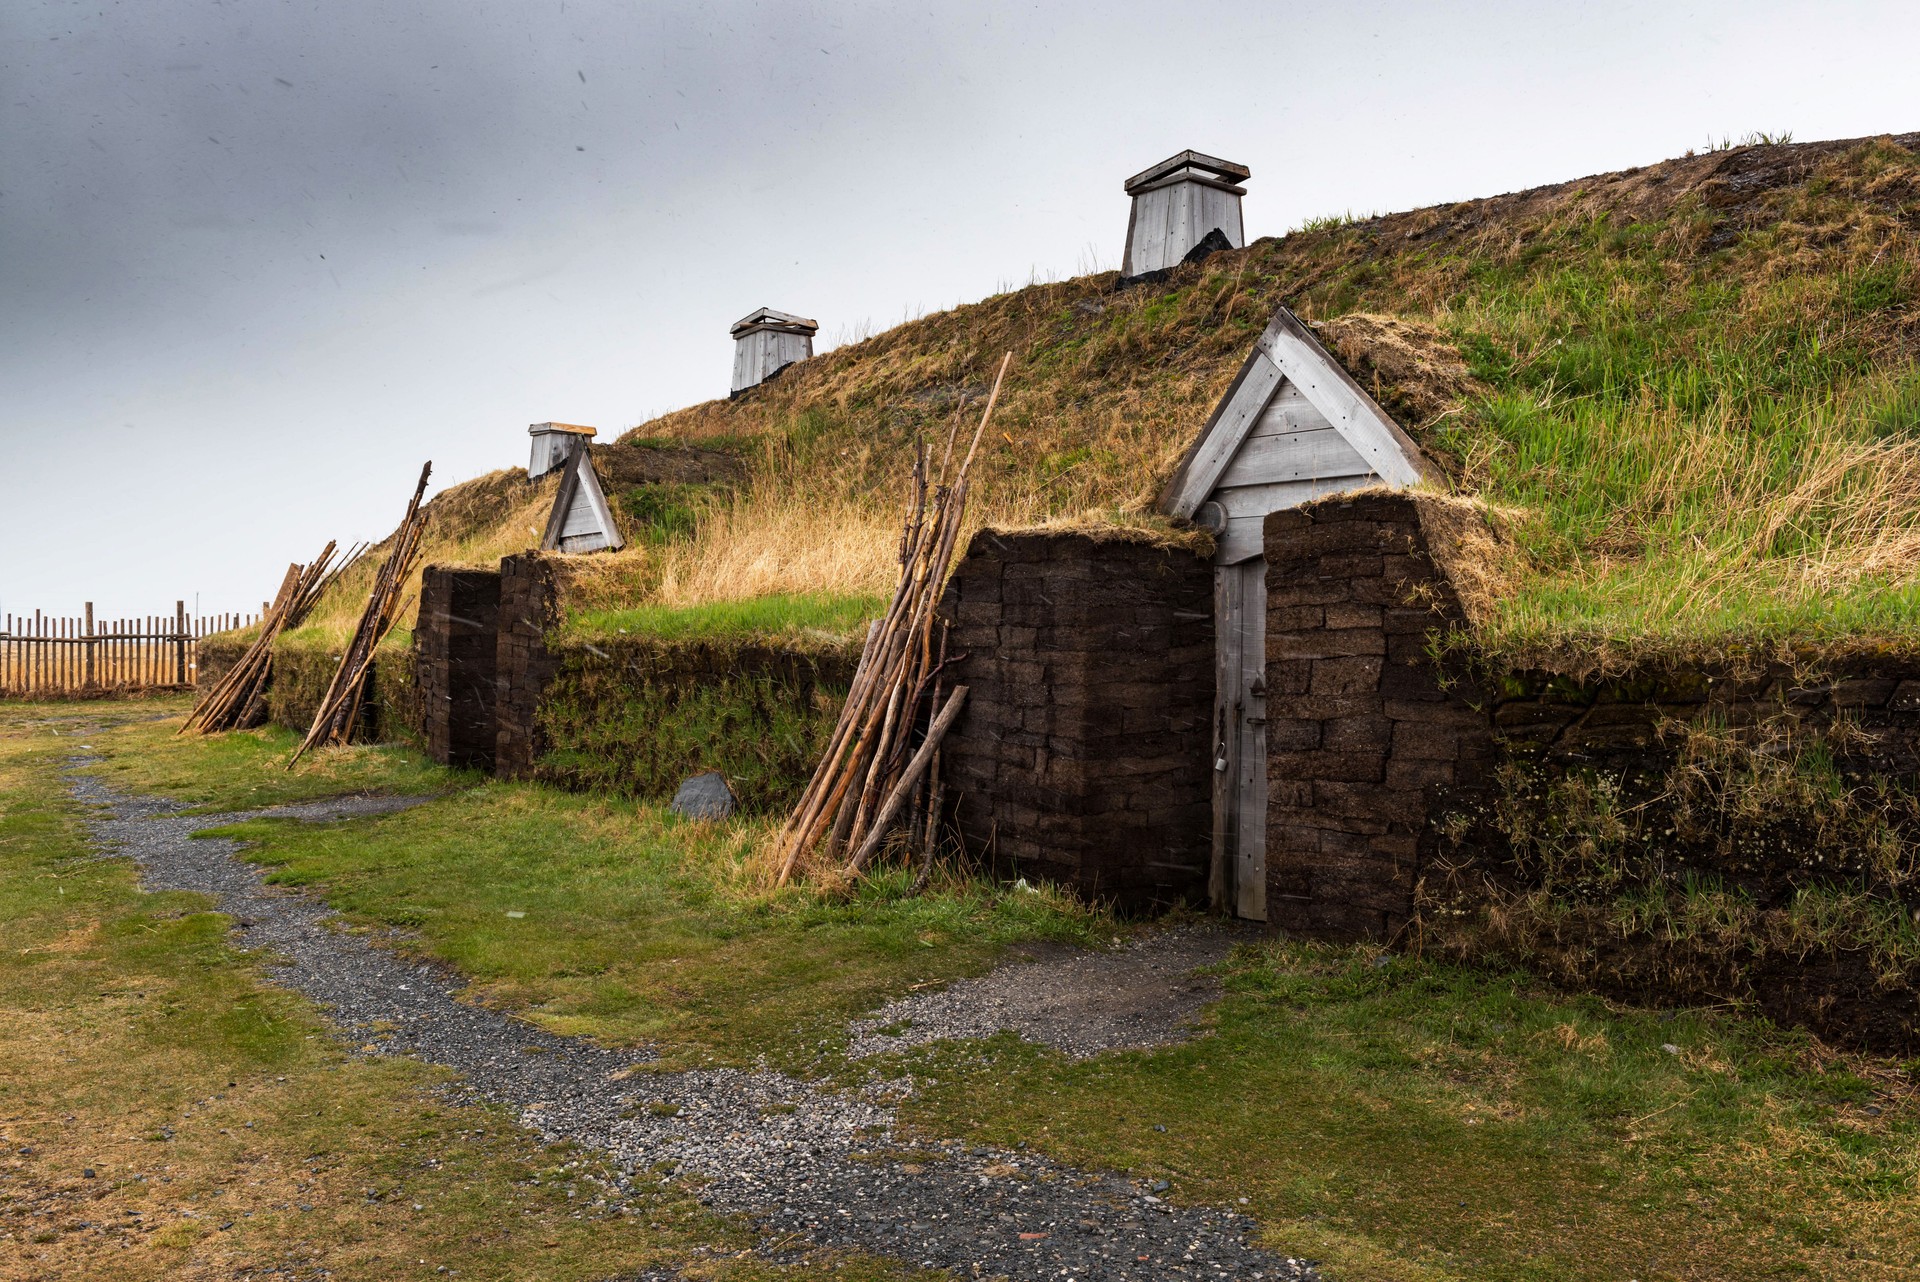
[774,353,1009,886]
[181,540,346,736]
[288,463,432,767]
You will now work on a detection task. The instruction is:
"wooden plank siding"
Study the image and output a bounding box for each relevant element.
[730,318,817,393]
[1208,560,1269,919]
[540,448,624,555]
[1,604,258,697]
[1120,177,1247,277]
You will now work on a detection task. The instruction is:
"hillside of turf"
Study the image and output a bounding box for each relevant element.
[288,132,1920,670]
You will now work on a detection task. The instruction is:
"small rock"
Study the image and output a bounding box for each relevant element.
[1661,1043,1681,1055]
[1150,1179,1170,1192]
[83,1168,95,1179]
[670,772,735,821]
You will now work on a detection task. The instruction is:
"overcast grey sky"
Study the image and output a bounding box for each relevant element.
[3,0,1916,620]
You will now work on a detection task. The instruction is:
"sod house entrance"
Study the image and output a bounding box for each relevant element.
[1159,305,1433,920]
[417,567,503,770]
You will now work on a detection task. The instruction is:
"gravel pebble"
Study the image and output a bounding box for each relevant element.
[72,768,1319,1281]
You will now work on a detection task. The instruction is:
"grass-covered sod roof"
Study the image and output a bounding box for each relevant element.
[282,132,1920,666]
[605,132,1920,665]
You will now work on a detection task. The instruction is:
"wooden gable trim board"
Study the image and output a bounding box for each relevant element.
[540,448,624,555]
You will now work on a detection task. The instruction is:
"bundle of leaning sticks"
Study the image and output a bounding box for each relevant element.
[774,354,1009,886]
[179,540,355,736]
[289,461,433,767]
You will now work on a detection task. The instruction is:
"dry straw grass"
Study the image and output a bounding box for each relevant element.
[652,485,903,608]
[280,133,1920,662]
[298,468,560,643]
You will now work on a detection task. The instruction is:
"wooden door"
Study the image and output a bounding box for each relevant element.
[1210,558,1268,920]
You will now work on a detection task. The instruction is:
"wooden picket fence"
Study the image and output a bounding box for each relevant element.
[0,603,261,697]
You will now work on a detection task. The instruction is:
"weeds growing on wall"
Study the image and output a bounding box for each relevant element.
[263,630,419,750]
[563,591,882,645]
[1424,707,1920,1045]
[534,636,854,811]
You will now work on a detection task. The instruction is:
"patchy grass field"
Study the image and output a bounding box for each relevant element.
[895,946,1919,1281]
[10,698,1917,1280]
[0,700,778,1280]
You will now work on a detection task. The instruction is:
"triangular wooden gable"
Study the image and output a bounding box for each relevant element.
[540,448,625,555]
[1159,306,1433,562]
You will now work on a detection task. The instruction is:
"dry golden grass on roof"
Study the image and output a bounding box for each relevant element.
[285,134,1920,661]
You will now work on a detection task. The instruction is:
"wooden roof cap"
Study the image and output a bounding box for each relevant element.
[1124,149,1251,195]
[731,307,820,337]
[528,422,598,437]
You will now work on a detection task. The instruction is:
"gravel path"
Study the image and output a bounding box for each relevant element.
[71,767,1320,1281]
[847,930,1242,1060]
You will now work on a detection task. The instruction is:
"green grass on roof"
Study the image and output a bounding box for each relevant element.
[563,591,884,646]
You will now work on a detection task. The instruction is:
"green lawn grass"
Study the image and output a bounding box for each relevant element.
[893,945,1919,1280]
[565,591,884,645]
[29,698,1920,1280]
[77,694,453,811]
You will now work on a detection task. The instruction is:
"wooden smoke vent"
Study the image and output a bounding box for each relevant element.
[730,307,818,394]
[1120,149,1251,279]
[527,422,597,480]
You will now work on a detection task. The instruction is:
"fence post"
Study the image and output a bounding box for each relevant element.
[84,602,95,690]
[175,601,188,686]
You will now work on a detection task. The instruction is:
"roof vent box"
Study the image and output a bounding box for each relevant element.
[1121,149,1251,279]
[730,307,819,394]
[527,422,597,480]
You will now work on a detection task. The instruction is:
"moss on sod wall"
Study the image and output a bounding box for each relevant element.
[1418,661,1920,1053]
[195,633,252,690]
[534,635,856,812]
[259,633,420,748]
[1260,494,1920,1053]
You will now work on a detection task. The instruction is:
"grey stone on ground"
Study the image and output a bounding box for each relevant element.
[669,771,735,821]
[68,765,1319,1282]
[846,929,1243,1061]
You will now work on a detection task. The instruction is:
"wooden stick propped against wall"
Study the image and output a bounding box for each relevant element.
[774,353,1010,885]
[288,462,433,767]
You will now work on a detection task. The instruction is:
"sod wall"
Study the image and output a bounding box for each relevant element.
[533,637,855,811]
[937,529,1216,913]
[251,636,419,748]
[431,553,855,811]
[1265,493,1920,1053]
[195,634,251,691]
